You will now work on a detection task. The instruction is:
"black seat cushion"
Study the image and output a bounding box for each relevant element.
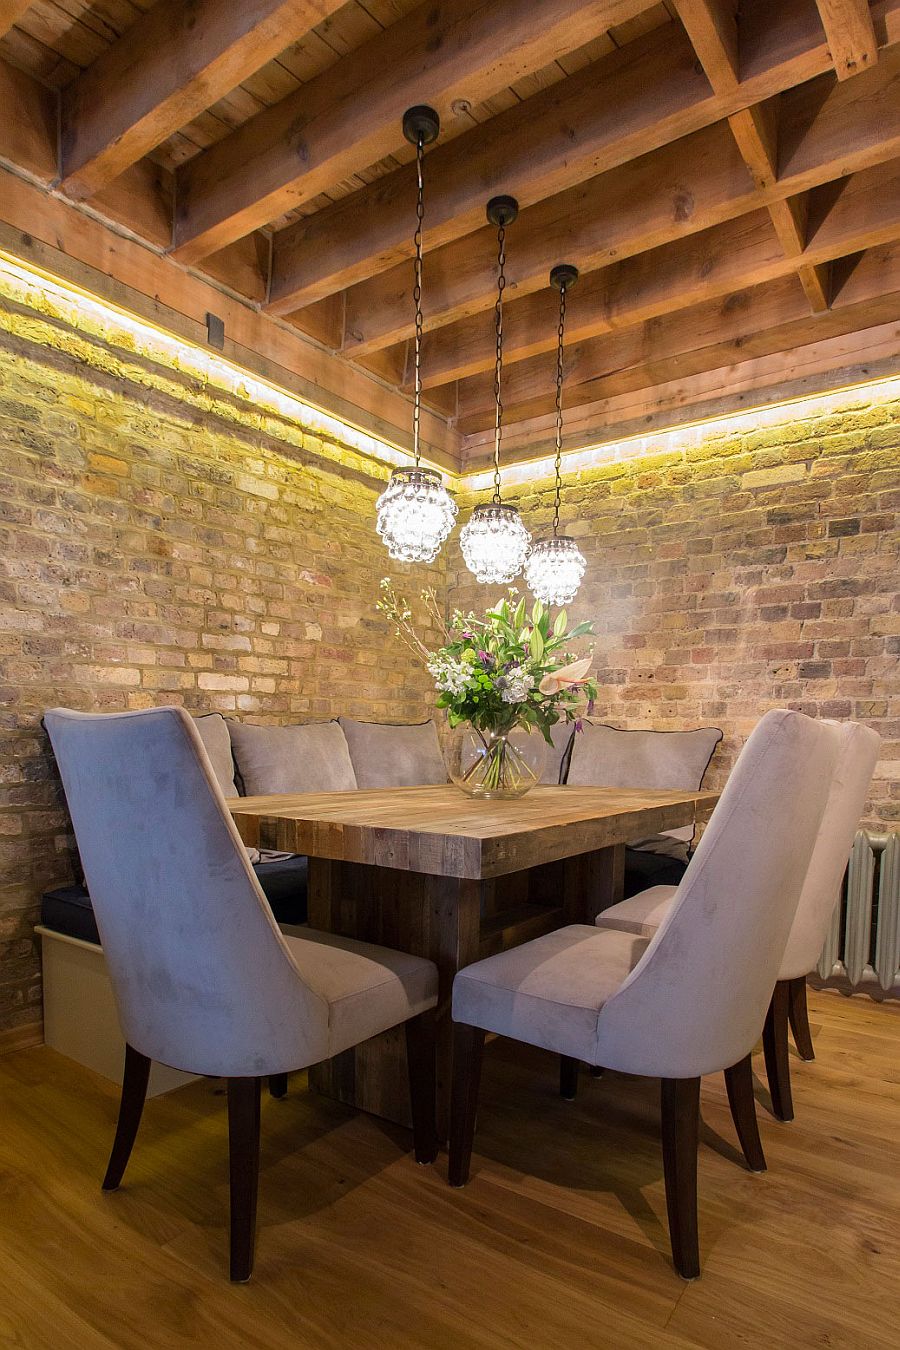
[41,855,309,946]
[623,846,688,898]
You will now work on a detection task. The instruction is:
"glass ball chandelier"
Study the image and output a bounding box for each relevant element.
[460,195,531,584]
[524,264,587,605]
[376,106,457,563]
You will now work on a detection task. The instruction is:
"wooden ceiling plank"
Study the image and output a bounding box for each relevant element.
[270,0,900,316]
[426,156,900,391]
[342,39,900,361]
[0,0,34,40]
[60,0,349,200]
[815,0,879,77]
[266,22,713,314]
[0,53,58,181]
[170,0,650,264]
[456,245,900,432]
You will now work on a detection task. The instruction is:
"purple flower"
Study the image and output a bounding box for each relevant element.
[478,649,493,669]
[586,698,595,716]
[575,718,584,732]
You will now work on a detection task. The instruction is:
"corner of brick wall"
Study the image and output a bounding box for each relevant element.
[0,319,446,1039]
[450,398,900,830]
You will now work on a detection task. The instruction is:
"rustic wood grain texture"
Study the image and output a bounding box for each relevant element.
[0,990,897,1346]
[228,785,718,880]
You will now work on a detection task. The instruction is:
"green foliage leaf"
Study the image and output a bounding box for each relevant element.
[529,626,544,661]
[553,609,568,637]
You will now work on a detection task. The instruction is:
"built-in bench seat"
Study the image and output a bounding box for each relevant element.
[42,853,309,947]
[38,712,720,1094]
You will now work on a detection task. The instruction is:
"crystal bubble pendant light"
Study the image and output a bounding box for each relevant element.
[524,264,587,605]
[376,107,457,563]
[460,195,531,584]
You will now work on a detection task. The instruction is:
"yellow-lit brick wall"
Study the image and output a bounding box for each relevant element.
[450,397,900,830]
[0,307,443,1041]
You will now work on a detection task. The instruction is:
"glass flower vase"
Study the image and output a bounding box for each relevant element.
[444,723,547,800]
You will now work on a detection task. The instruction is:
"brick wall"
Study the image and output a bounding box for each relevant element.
[449,395,900,829]
[0,302,444,1044]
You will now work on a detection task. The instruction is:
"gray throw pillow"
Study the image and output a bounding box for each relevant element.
[228,720,358,795]
[566,722,723,857]
[338,718,446,789]
[193,713,239,797]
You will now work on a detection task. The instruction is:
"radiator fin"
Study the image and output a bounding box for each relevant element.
[814,830,900,1001]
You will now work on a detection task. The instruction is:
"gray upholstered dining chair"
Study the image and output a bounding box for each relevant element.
[44,706,439,1282]
[447,710,838,1279]
[594,719,880,1121]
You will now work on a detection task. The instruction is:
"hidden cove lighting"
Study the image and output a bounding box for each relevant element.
[376,107,457,563]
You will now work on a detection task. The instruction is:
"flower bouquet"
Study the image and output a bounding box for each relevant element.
[377,580,598,798]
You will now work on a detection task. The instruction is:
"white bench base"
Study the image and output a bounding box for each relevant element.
[36,927,198,1098]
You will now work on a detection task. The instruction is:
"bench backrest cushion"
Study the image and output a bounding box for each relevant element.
[193,713,239,797]
[339,718,446,789]
[228,720,358,795]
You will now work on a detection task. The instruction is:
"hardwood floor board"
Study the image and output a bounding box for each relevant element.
[0,990,895,1347]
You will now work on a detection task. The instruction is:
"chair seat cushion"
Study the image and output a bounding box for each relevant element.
[595,885,678,938]
[452,924,649,1063]
[282,928,438,1058]
[41,853,310,946]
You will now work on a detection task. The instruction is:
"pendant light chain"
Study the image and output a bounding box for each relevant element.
[411,130,425,468]
[375,106,457,564]
[492,218,507,506]
[553,280,566,538]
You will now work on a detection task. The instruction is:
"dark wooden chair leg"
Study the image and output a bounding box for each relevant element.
[268,1073,288,1099]
[763,982,794,1122]
[227,1077,262,1283]
[787,977,815,1061]
[448,1023,485,1188]
[102,1043,151,1191]
[405,1010,439,1164]
[660,1077,701,1280]
[560,1055,579,1100]
[724,1054,766,1172]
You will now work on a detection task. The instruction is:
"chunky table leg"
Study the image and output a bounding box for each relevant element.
[563,843,626,922]
[307,858,481,1138]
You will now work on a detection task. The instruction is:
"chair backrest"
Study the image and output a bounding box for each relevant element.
[44,706,328,1077]
[780,721,881,980]
[594,710,838,1079]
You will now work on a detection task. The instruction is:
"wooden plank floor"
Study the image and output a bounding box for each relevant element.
[0,988,897,1349]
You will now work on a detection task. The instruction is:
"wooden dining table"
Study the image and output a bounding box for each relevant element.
[229,784,718,1134]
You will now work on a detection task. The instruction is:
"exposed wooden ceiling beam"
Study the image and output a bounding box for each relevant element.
[0,166,460,471]
[456,239,900,432]
[59,0,347,202]
[0,1,31,40]
[670,0,739,94]
[343,43,900,365]
[815,0,879,77]
[170,0,647,264]
[676,0,841,316]
[268,0,894,316]
[459,318,900,466]
[266,22,710,315]
[416,156,900,387]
